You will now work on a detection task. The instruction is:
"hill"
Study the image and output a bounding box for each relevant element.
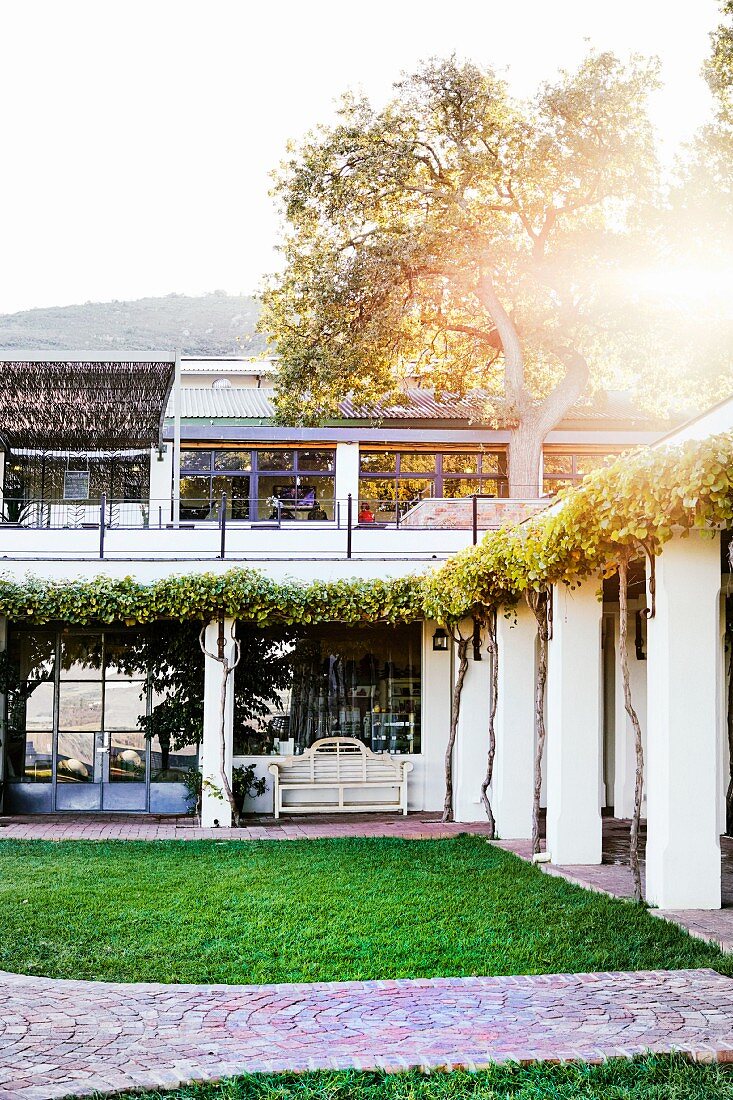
[0,292,267,356]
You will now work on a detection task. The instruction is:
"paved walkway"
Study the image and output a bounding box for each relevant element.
[496,821,733,954]
[0,812,496,842]
[1,968,733,1099]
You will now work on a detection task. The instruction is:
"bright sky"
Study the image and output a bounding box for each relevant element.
[0,0,720,314]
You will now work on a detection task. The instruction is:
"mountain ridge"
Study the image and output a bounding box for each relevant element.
[0,292,267,356]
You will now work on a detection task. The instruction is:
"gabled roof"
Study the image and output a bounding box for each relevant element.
[0,354,176,451]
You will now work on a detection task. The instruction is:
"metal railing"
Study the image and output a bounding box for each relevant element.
[0,492,549,560]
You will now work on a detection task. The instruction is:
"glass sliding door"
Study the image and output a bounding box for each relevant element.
[3,626,197,814]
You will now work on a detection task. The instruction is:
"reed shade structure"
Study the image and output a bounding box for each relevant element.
[0,358,176,451]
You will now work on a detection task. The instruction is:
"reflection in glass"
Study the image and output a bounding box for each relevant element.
[212,475,250,519]
[399,453,436,474]
[442,453,478,474]
[104,680,147,730]
[150,737,198,781]
[214,450,252,471]
[180,476,214,520]
[298,449,335,472]
[18,681,55,730]
[6,730,53,782]
[181,450,212,471]
[58,681,103,730]
[110,733,147,782]
[57,732,95,782]
[60,635,104,679]
[238,623,422,757]
[359,451,396,473]
[442,478,483,498]
[256,450,294,471]
[105,633,147,679]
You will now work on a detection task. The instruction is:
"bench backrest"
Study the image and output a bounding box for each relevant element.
[272,736,405,783]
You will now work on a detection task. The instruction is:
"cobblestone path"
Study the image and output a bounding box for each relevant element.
[0,968,732,1099]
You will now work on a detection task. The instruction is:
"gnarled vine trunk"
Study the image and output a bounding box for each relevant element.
[726,598,733,836]
[618,557,645,904]
[199,617,242,825]
[443,626,471,823]
[526,588,549,856]
[480,608,498,836]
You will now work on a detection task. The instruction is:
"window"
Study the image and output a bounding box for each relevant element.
[235,622,422,756]
[542,450,621,495]
[358,449,508,520]
[179,448,337,522]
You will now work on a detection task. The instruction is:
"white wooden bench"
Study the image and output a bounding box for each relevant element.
[268,736,413,819]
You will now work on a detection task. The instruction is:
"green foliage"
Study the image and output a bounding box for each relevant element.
[0,570,426,629]
[100,1058,733,1100]
[0,836,728,984]
[233,762,268,806]
[261,52,659,443]
[425,429,733,623]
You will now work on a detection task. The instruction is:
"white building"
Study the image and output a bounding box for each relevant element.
[3,351,723,914]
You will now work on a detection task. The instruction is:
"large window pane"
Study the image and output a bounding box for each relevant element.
[214,450,252,471]
[109,733,147,782]
[543,454,573,475]
[21,681,55,730]
[212,475,250,520]
[256,449,294,471]
[257,475,298,519]
[57,732,95,783]
[180,476,213,520]
[58,681,103,730]
[9,631,56,680]
[105,631,147,679]
[298,449,335,472]
[575,453,616,476]
[292,478,335,521]
[360,451,396,473]
[358,479,397,523]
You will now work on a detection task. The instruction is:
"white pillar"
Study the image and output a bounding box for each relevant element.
[149,445,173,525]
[421,621,453,811]
[335,442,360,518]
[201,617,236,828]
[646,533,721,909]
[453,619,491,822]
[546,581,603,864]
[613,602,647,819]
[0,616,6,806]
[493,602,536,838]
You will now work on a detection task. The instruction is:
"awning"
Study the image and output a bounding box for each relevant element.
[0,355,176,451]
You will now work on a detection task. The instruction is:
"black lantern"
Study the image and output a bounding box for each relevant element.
[432,627,449,651]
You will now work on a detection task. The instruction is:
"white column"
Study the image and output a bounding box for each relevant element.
[613,603,647,819]
[453,619,491,823]
[335,442,360,519]
[646,533,721,909]
[421,620,453,811]
[149,445,173,525]
[546,581,603,864]
[0,616,6,806]
[493,602,536,838]
[201,617,236,828]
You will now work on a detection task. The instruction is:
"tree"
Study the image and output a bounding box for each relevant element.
[261,53,659,497]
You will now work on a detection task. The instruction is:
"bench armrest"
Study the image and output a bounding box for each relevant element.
[267,763,281,777]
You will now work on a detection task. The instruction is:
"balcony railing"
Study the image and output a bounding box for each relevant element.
[0,494,549,560]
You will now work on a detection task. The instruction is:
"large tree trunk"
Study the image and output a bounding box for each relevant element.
[508,421,543,499]
[443,629,471,823]
[618,557,645,903]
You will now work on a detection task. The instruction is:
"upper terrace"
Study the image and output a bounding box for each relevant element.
[0,354,669,569]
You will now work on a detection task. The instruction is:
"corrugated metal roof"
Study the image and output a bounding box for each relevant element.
[172,385,662,427]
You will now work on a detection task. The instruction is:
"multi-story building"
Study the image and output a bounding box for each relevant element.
[0,353,667,820]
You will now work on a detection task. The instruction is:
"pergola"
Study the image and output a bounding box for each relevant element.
[0,354,177,452]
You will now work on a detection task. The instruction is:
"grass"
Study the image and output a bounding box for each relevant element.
[97,1059,733,1100]
[0,834,731,984]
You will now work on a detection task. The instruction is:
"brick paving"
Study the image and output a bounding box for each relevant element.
[0,811,497,842]
[1,968,733,1099]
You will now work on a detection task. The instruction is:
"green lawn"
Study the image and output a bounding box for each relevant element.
[99,1060,733,1100]
[0,835,730,983]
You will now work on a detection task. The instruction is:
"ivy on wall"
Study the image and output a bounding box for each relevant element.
[0,431,730,629]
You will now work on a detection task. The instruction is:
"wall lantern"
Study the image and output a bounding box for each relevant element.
[432,628,449,651]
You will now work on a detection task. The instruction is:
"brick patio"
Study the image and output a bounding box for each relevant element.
[0,967,732,1099]
[0,811,497,842]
